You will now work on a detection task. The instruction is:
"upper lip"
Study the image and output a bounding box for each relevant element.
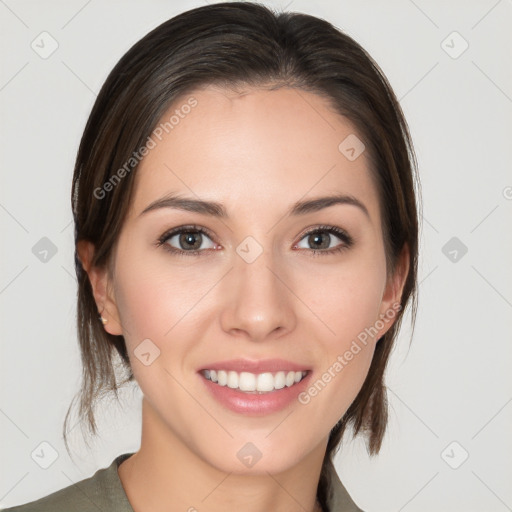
[198,358,311,374]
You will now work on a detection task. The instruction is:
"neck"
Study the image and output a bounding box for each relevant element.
[117,398,327,512]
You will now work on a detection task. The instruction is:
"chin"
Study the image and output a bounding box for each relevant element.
[198,436,313,476]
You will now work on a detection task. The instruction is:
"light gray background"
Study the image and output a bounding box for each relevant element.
[1,0,511,510]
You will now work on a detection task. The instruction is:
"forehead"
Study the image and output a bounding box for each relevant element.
[129,85,380,225]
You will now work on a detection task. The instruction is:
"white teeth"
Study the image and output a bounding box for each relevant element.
[274,371,285,390]
[202,369,307,393]
[217,370,227,386]
[257,372,275,392]
[227,371,238,389]
[239,372,256,391]
[285,371,295,387]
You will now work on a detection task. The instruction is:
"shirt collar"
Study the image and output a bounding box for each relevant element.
[109,453,363,512]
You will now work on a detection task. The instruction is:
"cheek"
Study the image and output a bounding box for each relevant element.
[114,270,170,340]
[113,252,218,354]
[112,262,204,406]
[304,257,387,348]
[297,293,379,434]
[112,237,181,332]
[294,255,386,414]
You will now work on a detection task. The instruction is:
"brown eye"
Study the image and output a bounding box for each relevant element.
[306,232,331,250]
[157,225,217,256]
[175,231,204,251]
[295,225,353,255]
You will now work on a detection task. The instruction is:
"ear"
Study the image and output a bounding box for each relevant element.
[77,240,123,336]
[376,243,410,339]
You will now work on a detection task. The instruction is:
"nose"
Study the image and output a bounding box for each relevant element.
[219,248,297,343]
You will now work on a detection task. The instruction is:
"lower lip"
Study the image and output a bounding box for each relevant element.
[199,372,312,415]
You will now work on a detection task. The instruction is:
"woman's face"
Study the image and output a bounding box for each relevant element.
[95,85,406,474]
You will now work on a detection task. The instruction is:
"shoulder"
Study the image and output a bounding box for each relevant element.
[327,464,365,512]
[1,453,135,512]
[1,479,99,512]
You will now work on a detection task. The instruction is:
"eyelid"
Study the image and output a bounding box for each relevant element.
[295,224,352,243]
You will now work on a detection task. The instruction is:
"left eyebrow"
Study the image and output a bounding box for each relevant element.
[139,192,370,220]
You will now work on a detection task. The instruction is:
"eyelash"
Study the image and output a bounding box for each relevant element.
[155,224,354,258]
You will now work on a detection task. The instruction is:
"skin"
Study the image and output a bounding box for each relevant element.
[79,85,409,512]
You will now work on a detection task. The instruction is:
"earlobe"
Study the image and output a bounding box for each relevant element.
[76,240,123,336]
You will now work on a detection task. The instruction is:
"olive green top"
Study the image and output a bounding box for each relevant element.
[1,453,363,511]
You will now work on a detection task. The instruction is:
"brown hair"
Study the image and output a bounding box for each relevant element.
[65,2,421,509]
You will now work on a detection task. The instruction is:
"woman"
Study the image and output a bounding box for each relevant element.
[3,2,420,511]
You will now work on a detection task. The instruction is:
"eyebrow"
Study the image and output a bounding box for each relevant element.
[139,192,370,220]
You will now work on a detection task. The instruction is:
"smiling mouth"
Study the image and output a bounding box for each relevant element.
[200,369,309,394]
